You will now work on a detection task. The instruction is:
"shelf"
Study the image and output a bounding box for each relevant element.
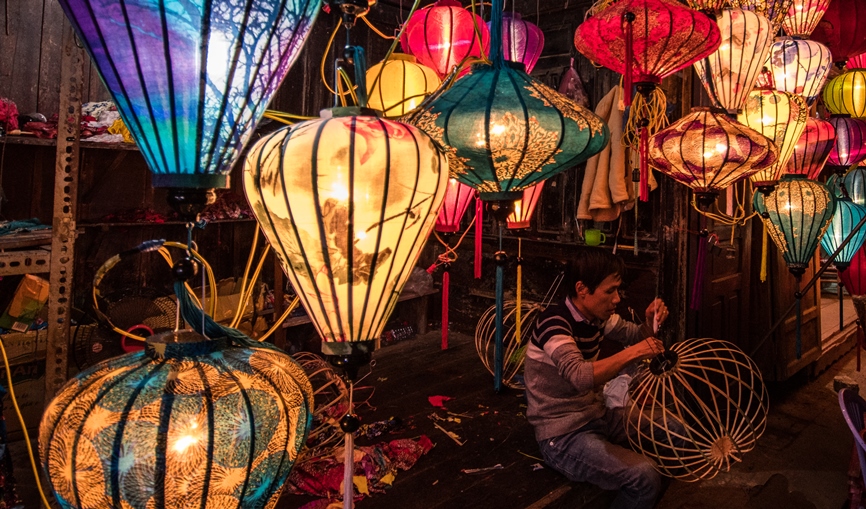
[79,218,256,227]
[0,135,139,151]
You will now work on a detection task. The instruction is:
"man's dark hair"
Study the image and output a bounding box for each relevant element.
[567,248,625,296]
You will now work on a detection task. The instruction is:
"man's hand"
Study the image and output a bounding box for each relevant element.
[645,298,669,332]
[629,337,664,362]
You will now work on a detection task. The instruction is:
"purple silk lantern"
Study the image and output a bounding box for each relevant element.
[786,117,836,179]
[490,11,544,74]
[828,116,866,173]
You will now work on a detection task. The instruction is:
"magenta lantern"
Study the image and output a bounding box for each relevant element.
[400,0,490,79]
[849,52,866,69]
[490,11,544,74]
[828,116,866,173]
[436,179,476,233]
[811,0,866,63]
[507,182,545,229]
[786,117,836,179]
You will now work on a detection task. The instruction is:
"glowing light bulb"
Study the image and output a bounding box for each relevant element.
[761,115,775,125]
[715,143,727,153]
[173,434,199,454]
[491,123,506,136]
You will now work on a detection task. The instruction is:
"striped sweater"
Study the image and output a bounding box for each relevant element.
[524,297,651,440]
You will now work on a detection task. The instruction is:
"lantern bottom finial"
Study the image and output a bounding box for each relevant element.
[648,349,679,375]
[486,199,517,223]
[166,187,216,221]
[324,340,375,381]
[788,265,807,277]
[755,183,777,196]
[694,192,719,210]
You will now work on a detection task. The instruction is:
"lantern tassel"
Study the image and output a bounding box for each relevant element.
[639,125,649,202]
[475,197,483,279]
[690,231,708,311]
[516,239,522,346]
[442,267,450,350]
[622,12,634,107]
[760,224,768,283]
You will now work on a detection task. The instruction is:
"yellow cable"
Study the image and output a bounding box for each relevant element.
[231,245,272,328]
[232,229,260,327]
[321,23,354,99]
[257,297,301,342]
[0,337,52,509]
[368,0,422,109]
[338,68,359,105]
[361,16,395,39]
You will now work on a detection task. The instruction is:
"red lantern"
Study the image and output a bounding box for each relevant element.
[811,0,866,63]
[785,117,836,179]
[841,246,866,295]
[400,0,490,79]
[828,116,866,172]
[436,179,476,233]
[506,182,544,229]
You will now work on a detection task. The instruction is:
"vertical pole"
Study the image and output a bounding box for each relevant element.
[494,251,506,392]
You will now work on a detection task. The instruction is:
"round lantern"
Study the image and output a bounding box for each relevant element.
[753,173,836,276]
[626,338,768,481]
[366,54,441,117]
[649,107,778,207]
[781,0,830,37]
[436,179,476,233]
[829,166,866,205]
[850,52,866,70]
[827,116,866,172]
[40,330,314,509]
[244,107,449,365]
[694,9,775,115]
[730,0,795,26]
[820,197,866,269]
[738,88,809,190]
[811,0,866,63]
[785,116,836,179]
[840,245,866,295]
[507,181,545,229]
[491,11,544,74]
[400,0,490,79]
[823,71,866,118]
[766,36,833,105]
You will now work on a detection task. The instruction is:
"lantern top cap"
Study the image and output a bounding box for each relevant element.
[501,11,522,19]
[145,329,229,360]
[780,173,808,180]
[320,106,381,118]
[470,60,527,73]
[434,0,462,7]
[386,53,418,63]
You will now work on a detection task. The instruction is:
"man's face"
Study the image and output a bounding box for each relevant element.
[578,274,622,322]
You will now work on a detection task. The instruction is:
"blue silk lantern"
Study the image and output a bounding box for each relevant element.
[753,174,836,277]
[39,329,313,509]
[57,0,320,194]
[820,197,866,269]
[828,166,866,204]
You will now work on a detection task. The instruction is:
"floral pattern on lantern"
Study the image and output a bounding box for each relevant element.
[827,116,866,171]
[823,71,866,118]
[244,108,449,357]
[767,36,832,105]
[366,54,441,117]
[785,116,836,179]
[649,107,778,206]
[820,197,866,269]
[781,0,830,37]
[40,331,313,509]
[730,0,795,26]
[400,0,490,79]
[738,89,808,187]
[507,182,545,229]
[811,0,866,62]
[436,179,476,233]
[753,174,836,276]
[492,11,544,74]
[694,9,775,115]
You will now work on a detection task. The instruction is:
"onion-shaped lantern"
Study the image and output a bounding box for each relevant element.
[244,107,449,366]
[753,173,836,277]
[400,0,490,79]
[649,107,778,207]
[730,0,795,26]
[491,11,544,74]
[785,116,836,179]
[827,116,866,173]
[781,0,830,37]
[766,36,833,105]
[850,52,866,70]
[40,330,314,509]
[57,0,320,209]
[820,197,866,269]
[436,179,476,233]
[366,54,441,117]
[694,9,775,115]
[626,338,768,481]
[823,71,866,118]
[737,89,809,190]
[507,182,544,229]
[811,0,866,63]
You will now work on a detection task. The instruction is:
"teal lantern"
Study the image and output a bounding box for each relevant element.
[821,197,866,269]
[39,329,313,509]
[754,174,836,277]
[828,166,866,206]
[407,0,608,201]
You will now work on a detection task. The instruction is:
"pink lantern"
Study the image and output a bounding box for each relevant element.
[506,182,545,229]
[849,52,866,69]
[782,0,830,37]
[828,116,866,172]
[435,179,476,233]
[811,0,866,63]
[785,117,836,179]
[490,11,544,74]
[400,0,491,79]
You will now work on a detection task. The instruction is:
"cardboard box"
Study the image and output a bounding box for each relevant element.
[0,358,45,437]
[0,275,49,332]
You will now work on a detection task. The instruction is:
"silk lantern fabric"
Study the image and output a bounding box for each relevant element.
[840,246,866,295]
[694,9,774,115]
[812,0,866,62]
[827,116,866,170]
[781,0,830,37]
[829,166,866,205]
[492,11,544,74]
[738,89,808,187]
[400,0,490,79]
[244,108,449,358]
[823,71,866,118]
[767,36,833,105]
[730,0,795,26]
[436,179,476,233]
[39,330,314,509]
[785,117,836,179]
[850,52,866,70]
[820,197,866,268]
[649,107,778,205]
[57,0,320,189]
[366,54,441,117]
[507,181,545,229]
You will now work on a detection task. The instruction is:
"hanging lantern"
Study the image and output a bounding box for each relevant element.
[828,166,866,205]
[694,9,774,115]
[507,182,545,229]
[490,11,544,74]
[686,0,729,13]
[400,0,490,79]
[58,0,321,214]
[366,54,441,117]
[766,36,833,105]
[649,107,778,207]
[730,0,795,26]
[820,197,866,269]
[40,330,314,509]
[841,245,866,295]
[785,116,836,179]
[244,107,449,367]
[753,174,836,277]
[737,89,808,190]
[811,0,866,63]
[827,116,866,173]
[781,0,830,37]
[436,179,476,233]
[849,52,866,70]
[823,71,866,118]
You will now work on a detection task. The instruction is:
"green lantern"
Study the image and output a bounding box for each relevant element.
[406,0,608,201]
[820,197,866,269]
[754,174,836,277]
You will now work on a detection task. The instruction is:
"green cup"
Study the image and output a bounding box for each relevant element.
[585,229,606,246]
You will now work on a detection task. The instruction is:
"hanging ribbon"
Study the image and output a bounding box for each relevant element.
[474,197,483,279]
[760,222,768,283]
[441,265,450,350]
[639,123,649,202]
[622,12,635,107]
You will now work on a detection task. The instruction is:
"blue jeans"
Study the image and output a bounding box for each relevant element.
[537,408,662,509]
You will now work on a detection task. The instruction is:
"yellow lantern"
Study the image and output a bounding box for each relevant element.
[738,88,808,190]
[366,53,441,117]
[823,70,866,118]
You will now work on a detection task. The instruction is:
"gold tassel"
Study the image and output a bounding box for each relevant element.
[623,87,668,150]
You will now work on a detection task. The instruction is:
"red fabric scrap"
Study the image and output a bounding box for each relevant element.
[428,395,452,408]
[0,99,18,131]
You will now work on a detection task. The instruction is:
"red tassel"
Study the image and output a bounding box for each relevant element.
[442,269,449,350]
[622,12,635,107]
[474,197,483,279]
[639,126,649,202]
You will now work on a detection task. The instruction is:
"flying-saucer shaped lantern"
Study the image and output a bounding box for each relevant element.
[785,117,836,179]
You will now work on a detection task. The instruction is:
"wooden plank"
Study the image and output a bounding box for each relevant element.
[0,0,18,93]
[8,0,44,113]
[0,229,52,250]
[37,0,65,116]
